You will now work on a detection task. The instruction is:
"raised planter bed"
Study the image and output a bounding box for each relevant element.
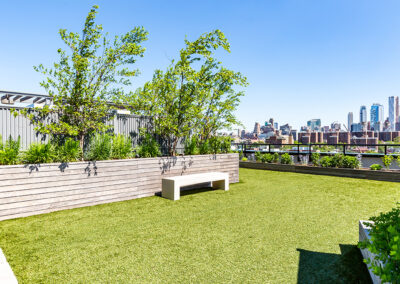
[359,221,384,284]
[0,153,239,221]
[239,161,400,182]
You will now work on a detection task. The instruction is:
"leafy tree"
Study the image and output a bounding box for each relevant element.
[124,30,247,156]
[17,5,148,154]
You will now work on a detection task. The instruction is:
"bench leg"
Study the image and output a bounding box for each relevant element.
[212,179,229,191]
[162,180,181,200]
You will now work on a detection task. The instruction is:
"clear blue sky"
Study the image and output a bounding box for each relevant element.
[1,0,400,131]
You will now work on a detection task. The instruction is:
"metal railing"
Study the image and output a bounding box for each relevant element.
[231,143,400,157]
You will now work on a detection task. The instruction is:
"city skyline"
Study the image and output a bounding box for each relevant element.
[244,95,400,133]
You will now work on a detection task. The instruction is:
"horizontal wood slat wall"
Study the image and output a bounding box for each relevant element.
[0,154,239,221]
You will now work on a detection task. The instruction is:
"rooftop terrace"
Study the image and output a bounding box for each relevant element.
[0,168,398,283]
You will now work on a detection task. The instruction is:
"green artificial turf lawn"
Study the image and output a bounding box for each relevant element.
[0,168,399,283]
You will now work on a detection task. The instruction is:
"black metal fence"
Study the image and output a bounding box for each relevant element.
[231,143,400,158]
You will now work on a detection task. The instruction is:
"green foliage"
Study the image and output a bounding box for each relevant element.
[382,155,393,170]
[241,157,248,161]
[17,5,148,152]
[316,145,336,153]
[358,205,400,283]
[199,140,210,155]
[220,137,233,153]
[111,135,133,159]
[0,136,21,165]
[370,164,383,171]
[137,132,161,158]
[22,143,54,164]
[186,136,231,155]
[260,153,276,163]
[320,156,333,168]
[255,151,262,161]
[273,152,279,163]
[184,136,199,155]
[341,156,360,169]
[85,133,112,161]
[125,30,247,155]
[53,138,81,162]
[319,155,359,169]
[280,153,292,165]
[331,154,344,168]
[311,152,320,166]
[208,136,232,154]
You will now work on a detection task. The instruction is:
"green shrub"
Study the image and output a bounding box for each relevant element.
[320,156,332,168]
[261,153,273,163]
[255,151,262,161]
[358,205,400,283]
[54,138,81,162]
[85,133,112,161]
[382,155,393,170]
[370,164,383,171]
[137,133,161,158]
[311,152,320,166]
[280,153,292,164]
[0,136,21,165]
[331,154,344,168]
[184,136,199,155]
[111,135,133,159]
[22,143,54,164]
[208,136,232,154]
[341,156,360,169]
[221,137,233,153]
[199,140,210,155]
[273,152,279,163]
[241,157,248,162]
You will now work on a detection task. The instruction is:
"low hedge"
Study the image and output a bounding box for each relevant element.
[254,152,360,169]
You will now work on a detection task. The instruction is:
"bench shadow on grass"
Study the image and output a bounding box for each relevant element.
[297,244,371,284]
[155,183,215,198]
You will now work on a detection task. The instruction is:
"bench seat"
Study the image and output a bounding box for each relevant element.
[162,172,229,200]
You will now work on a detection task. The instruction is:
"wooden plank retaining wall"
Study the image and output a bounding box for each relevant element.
[0,153,239,221]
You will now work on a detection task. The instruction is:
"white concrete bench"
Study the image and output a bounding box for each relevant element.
[162,172,229,200]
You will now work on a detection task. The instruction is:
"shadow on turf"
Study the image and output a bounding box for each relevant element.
[296,244,371,284]
[155,184,215,198]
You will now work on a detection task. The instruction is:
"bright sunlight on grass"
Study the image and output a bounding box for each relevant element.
[1,168,399,283]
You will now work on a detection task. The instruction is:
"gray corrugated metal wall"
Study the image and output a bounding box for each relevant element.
[0,107,153,149]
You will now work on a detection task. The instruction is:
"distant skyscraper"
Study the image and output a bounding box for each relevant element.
[370,103,384,131]
[347,112,353,130]
[351,123,363,132]
[360,106,367,124]
[273,122,278,129]
[253,122,261,135]
[396,96,400,123]
[389,96,396,131]
[307,119,321,131]
[330,121,341,131]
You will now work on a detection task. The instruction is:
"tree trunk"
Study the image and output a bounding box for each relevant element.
[79,134,85,160]
[170,137,178,156]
